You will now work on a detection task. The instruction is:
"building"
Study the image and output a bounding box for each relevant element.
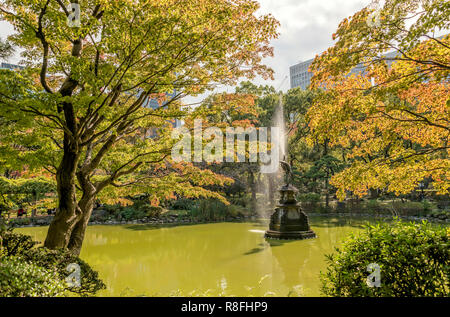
[289,51,399,90]
[289,58,314,90]
[0,62,24,70]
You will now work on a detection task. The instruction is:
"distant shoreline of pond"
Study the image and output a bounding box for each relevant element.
[8,211,449,229]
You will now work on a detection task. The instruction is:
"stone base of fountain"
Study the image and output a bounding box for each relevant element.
[265,184,316,240]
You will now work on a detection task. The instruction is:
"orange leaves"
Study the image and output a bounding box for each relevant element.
[306,3,450,198]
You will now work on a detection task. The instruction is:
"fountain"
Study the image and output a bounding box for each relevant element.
[265,158,316,240]
[263,95,316,240]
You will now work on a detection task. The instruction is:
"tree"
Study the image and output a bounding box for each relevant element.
[281,88,345,205]
[308,0,449,200]
[0,175,56,215]
[195,89,268,213]
[233,81,282,209]
[0,37,14,60]
[0,0,279,255]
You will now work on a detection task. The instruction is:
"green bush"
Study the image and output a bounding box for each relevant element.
[421,200,433,212]
[140,204,164,218]
[320,220,449,297]
[169,198,196,211]
[365,199,382,213]
[229,196,249,208]
[119,207,147,221]
[9,217,32,226]
[1,231,105,296]
[429,210,449,220]
[0,231,38,256]
[391,201,436,216]
[189,199,238,221]
[0,256,67,297]
[227,204,245,217]
[298,193,321,203]
[22,247,106,296]
[103,204,121,215]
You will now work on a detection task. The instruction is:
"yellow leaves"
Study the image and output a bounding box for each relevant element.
[329,152,449,199]
[303,1,450,199]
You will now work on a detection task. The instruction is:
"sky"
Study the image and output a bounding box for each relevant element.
[0,0,371,99]
[255,0,369,91]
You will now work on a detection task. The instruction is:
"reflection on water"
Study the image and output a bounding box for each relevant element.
[18,217,372,297]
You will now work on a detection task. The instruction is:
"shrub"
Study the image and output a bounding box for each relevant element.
[119,207,146,221]
[0,231,38,256]
[229,196,249,208]
[189,199,238,221]
[365,199,382,213]
[169,198,196,211]
[298,193,321,203]
[227,204,245,218]
[0,256,67,297]
[320,220,449,297]
[391,201,436,216]
[9,217,32,226]
[103,204,122,215]
[1,231,106,296]
[421,200,433,212]
[140,204,164,218]
[22,247,106,296]
[429,210,449,220]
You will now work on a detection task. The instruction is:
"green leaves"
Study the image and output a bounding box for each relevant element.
[0,0,280,207]
[0,256,67,297]
[320,220,450,297]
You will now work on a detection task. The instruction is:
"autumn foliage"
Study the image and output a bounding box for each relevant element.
[308,0,449,199]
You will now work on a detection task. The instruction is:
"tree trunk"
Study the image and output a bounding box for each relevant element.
[44,147,80,249]
[324,139,330,208]
[44,127,80,250]
[369,188,380,199]
[67,173,97,256]
[67,194,95,256]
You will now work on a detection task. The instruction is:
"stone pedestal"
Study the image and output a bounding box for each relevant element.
[265,184,316,240]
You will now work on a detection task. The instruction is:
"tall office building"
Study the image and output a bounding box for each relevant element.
[289,51,399,90]
[289,58,314,90]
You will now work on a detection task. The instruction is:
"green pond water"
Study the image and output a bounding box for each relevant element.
[17,217,372,297]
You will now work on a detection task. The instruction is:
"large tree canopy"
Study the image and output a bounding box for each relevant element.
[0,0,279,254]
[308,0,449,199]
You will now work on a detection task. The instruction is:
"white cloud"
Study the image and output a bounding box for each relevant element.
[255,0,369,91]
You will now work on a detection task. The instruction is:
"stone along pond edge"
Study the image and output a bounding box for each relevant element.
[9,212,449,229]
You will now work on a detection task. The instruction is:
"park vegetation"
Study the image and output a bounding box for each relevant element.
[320,220,449,297]
[0,0,279,255]
[0,216,105,296]
[0,0,448,297]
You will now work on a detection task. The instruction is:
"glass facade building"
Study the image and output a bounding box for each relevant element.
[289,51,399,90]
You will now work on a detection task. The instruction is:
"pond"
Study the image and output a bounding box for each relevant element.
[17,217,373,297]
